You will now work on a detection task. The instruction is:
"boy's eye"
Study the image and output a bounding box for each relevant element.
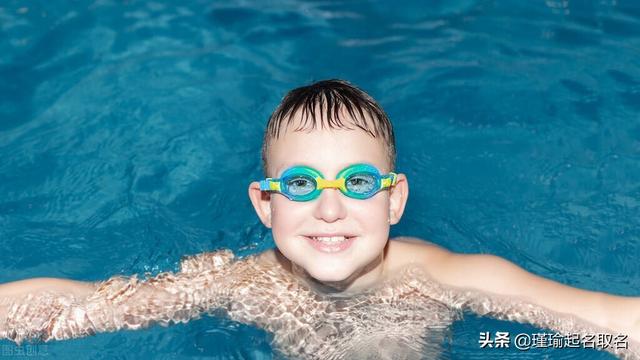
[285,176,315,195]
[345,173,376,193]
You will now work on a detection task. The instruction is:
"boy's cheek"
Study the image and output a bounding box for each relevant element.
[268,195,390,229]
[352,196,390,216]
[269,200,304,232]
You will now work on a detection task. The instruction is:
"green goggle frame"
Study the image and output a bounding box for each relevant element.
[259,163,397,202]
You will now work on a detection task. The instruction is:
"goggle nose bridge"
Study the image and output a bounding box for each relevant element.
[315,178,346,191]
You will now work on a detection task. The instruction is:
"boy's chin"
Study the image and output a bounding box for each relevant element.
[309,270,351,283]
[304,265,357,285]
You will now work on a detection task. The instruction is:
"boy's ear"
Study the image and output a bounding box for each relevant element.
[248,181,272,228]
[389,173,409,225]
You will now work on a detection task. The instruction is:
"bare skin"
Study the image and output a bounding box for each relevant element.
[1,238,638,359]
[257,235,640,343]
[238,237,640,359]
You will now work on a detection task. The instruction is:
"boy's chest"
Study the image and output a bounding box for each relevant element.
[226,268,458,359]
[306,292,456,359]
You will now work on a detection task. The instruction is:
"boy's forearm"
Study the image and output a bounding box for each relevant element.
[536,287,640,344]
[420,274,640,359]
[0,278,98,343]
[600,294,640,344]
[0,278,97,300]
[0,278,97,324]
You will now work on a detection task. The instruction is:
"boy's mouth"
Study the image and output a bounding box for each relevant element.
[303,235,356,253]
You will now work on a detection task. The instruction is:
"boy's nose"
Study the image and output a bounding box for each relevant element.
[312,187,347,223]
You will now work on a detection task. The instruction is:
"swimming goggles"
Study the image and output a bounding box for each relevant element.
[259,163,397,202]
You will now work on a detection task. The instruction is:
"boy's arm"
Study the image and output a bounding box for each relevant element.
[0,278,97,300]
[412,240,640,354]
[436,252,640,341]
[0,278,98,339]
[1,250,238,344]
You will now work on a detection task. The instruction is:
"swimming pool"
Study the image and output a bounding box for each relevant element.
[1,0,638,358]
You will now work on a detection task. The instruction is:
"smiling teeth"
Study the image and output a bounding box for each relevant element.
[312,236,347,243]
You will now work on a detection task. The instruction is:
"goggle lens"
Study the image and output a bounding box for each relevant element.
[284,175,316,196]
[345,172,377,195]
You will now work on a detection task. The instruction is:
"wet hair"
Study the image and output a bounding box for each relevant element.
[261,79,396,175]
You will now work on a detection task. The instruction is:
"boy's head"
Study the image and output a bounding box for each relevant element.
[261,79,396,177]
[249,80,409,292]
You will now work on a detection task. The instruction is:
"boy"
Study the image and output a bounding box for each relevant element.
[1,80,639,359]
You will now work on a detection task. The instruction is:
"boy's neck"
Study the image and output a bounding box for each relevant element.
[276,245,389,297]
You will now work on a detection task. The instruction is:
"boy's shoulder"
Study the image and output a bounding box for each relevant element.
[385,236,453,275]
[386,237,524,289]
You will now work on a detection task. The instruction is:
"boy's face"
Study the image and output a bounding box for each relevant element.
[249,114,408,289]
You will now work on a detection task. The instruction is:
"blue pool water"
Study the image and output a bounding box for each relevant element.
[1,0,639,358]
